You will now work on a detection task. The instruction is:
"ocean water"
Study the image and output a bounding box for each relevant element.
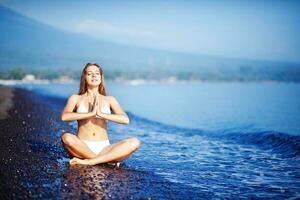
[19,82,300,135]
[17,82,300,198]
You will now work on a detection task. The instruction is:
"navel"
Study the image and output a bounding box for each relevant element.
[93,132,96,136]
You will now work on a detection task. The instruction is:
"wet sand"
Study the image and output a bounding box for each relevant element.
[0,85,14,120]
[0,86,67,199]
[0,86,196,199]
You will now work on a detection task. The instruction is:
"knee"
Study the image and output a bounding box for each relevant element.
[61,133,76,147]
[127,137,140,150]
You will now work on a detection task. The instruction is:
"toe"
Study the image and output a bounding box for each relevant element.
[69,158,77,165]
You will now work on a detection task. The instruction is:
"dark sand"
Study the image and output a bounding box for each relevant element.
[0,86,193,199]
[0,85,14,120]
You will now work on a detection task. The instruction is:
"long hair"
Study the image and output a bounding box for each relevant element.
[78,63,107,96]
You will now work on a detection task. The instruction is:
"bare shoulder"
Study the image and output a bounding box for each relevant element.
[63,94,81,112]
[106,95,117,103]
[68,94,81,103]
[106,95,125,113]
[106,96,121,106]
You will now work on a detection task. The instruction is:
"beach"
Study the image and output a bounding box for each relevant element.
[1,1,300,198]
[0,86,68,199]
[0,86,14,120]
[0,85,201,199]
[0,84,299,199]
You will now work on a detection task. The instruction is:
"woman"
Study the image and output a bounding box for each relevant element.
[61,63,140,166]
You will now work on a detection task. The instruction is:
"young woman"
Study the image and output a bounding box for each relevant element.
[61,63,140,166]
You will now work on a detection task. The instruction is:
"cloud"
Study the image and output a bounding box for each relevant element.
[71,19,157,40]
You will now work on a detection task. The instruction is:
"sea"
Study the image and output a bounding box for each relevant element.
[17,81,300,199]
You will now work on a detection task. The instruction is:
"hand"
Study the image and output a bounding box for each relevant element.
[96,100,103,118]
[92,94,99,116]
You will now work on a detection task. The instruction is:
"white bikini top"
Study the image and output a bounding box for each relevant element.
[77,101,111,114]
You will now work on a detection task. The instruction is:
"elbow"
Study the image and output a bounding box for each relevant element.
[123,115,130,125]
[61,112,74,122]
[61,113,67,122]
[125,118,130,125]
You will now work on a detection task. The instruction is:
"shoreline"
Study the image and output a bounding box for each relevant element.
[0,86,69,199]
[1,85,299,199]
[1,78,299,87]
[0,85,14,120]
[0,85,186,199]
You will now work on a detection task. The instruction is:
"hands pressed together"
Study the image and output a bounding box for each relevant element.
[92,94,103,119]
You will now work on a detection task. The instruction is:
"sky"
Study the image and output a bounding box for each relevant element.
[1,0,300,63]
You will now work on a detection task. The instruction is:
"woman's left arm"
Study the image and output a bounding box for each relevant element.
[97,96,129,124]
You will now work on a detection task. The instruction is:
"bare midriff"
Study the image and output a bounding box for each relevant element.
[77,118,109,141]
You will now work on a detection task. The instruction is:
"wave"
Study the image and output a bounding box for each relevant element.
[223,131,300,158]
[127,112,300,159]
[33,91,300,159]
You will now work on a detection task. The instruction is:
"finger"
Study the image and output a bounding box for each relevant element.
[94,96,99,104]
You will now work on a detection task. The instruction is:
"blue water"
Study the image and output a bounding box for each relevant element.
[17,82,300,198]
[19,82,300,135]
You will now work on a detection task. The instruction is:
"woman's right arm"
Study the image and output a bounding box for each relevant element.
[60,95,97,122]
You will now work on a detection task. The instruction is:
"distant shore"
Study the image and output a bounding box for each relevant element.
[0,78,295,87]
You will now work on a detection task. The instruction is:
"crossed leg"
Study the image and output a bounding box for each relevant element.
[61,133,97,159]
[61,133,140,166]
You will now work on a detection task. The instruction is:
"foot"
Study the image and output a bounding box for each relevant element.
[107,162,121,168]
[69,157,91,165]
[69,158,121,167]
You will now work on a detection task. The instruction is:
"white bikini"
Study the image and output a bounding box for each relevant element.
[77,101,111,115]
[77,99,112,155]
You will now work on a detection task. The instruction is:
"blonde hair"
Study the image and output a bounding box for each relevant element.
[78,63,106,96]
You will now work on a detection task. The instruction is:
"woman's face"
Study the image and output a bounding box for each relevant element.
[85,65,101,87]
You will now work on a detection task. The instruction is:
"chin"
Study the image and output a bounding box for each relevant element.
[90,83,100,87]
[87,81,100,86]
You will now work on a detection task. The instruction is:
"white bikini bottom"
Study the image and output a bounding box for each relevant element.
[82,139,110,155]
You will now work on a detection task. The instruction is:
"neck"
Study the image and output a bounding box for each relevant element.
[86,86,99,96]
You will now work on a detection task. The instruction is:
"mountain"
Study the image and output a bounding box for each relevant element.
[0,5,300,81]
[0,5,135,70]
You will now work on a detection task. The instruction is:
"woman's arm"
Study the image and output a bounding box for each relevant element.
[97,96,129,125]
[61,95,98,122]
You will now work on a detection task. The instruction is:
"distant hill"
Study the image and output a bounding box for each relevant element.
[0,5,300,81]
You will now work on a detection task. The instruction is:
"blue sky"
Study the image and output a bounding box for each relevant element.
[1,0,300,62]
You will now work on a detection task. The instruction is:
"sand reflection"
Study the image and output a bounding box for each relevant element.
[61,163,134,199]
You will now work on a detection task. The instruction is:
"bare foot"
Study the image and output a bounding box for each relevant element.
[108,162,121,168]
[69,158,121,167]
[69,157,91,165]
